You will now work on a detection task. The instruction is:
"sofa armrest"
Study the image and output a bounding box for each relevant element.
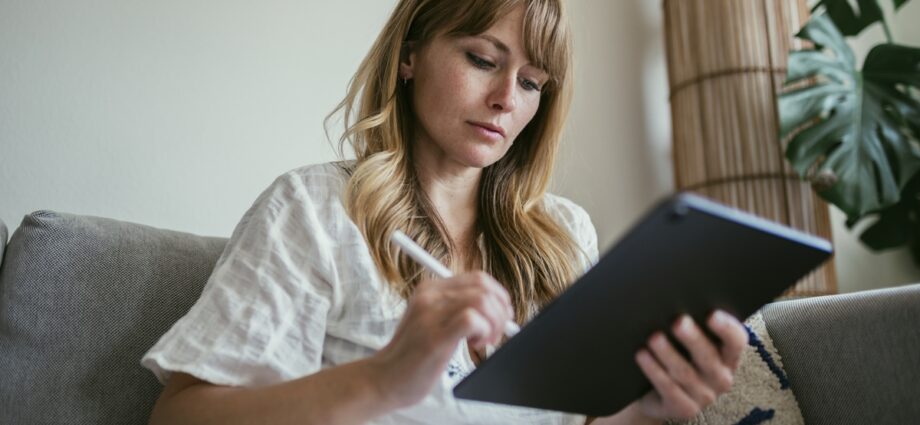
[762,283,920,425]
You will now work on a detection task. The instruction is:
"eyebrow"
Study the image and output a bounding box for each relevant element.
[475,34,510,55]
[474,34,545,75]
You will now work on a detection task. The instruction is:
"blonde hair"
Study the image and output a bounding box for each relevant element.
[326,0,581,324]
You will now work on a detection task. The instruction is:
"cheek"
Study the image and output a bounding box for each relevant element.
[442,67,485,112]
[510,99,541,138]
[416,67,475,125]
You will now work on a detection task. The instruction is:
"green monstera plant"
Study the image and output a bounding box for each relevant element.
[779,0,920,263]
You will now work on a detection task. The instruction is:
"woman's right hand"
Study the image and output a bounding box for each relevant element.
[367,271,514,409]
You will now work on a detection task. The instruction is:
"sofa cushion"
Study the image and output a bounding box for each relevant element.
[0,211,227,424]
[762,283,920,425]
[670,312,804,425]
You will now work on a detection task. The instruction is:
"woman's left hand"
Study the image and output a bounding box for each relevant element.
[631,309,749,422]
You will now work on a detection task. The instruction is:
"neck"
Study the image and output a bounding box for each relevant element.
[412,142,482,250]
[415,163,480,243]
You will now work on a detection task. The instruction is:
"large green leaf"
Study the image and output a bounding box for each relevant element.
[859,173,919,249]
[858,171,920,266]
[813,0,912,36]
[779,14,920,220]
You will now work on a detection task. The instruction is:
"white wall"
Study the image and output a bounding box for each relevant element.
[557,0,673,249]
[0,0,394,236]
[2,0,918,292]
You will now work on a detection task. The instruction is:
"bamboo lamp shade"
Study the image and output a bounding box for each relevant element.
[662,0,837,297]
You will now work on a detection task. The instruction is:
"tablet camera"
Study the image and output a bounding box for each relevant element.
[668,202,690,221]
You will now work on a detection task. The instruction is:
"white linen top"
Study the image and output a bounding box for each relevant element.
[141,161,599,425]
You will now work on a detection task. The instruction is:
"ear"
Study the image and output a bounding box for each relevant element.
[399,41,417,81]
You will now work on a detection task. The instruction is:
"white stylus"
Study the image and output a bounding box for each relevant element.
[390,230,521,338]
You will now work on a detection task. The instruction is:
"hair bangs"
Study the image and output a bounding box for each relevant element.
[522,0,570,91]
[409,0,516,45]
[408,0,570,91]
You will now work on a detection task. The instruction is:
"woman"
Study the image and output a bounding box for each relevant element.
[143,0,748,424]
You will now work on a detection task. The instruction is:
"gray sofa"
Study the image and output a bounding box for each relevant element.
[0,210,918,424]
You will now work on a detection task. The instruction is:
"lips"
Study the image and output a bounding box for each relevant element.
[469,121,506,138]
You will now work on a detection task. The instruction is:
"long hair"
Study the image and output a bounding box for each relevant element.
[325,0,582,324]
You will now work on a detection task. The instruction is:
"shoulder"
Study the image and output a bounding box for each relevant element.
[236,161,356,245]
[270,161,352,202]
[542,193,592,229]
[542,193,599,266]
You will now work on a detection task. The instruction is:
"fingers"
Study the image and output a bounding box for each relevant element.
[647,331,717,408]
[634,311,748,421]
[449,287,510,347]
[434,272,513,348]
[458,272,512,311]
[707,310,749,371]
[635,349,701,420]
[460,271,513,315]
[448,307,493,346]
[673,315,734,393]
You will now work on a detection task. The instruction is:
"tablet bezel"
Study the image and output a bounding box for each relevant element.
[452,193,833,416]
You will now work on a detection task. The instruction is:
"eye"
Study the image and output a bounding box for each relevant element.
[466,52,495,70]
[519,78,542,92]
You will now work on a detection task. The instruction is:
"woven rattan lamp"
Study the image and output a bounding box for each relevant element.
[663,0,837,297]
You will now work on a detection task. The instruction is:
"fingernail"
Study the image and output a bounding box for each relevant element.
[681,315,693,333]
[636,349,648,362]
[715,310,731,325]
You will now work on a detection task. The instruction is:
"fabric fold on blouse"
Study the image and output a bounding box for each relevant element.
[142,161,599,425]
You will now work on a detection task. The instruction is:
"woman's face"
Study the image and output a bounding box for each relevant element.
[401,6,548,170]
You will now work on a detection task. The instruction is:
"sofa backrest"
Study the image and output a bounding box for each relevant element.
[762,283,920,425]
[3,210,919,424]
[0,211,228,424]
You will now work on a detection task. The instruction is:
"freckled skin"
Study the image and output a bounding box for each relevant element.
[401,6,547,172]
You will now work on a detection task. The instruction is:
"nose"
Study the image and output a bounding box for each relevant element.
[488,75,517,112]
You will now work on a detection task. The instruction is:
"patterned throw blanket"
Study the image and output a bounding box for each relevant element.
[669,312,804,425]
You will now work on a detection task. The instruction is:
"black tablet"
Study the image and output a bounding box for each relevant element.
[452,192,833,417]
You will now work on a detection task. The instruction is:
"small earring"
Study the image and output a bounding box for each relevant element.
[402,77,409,86]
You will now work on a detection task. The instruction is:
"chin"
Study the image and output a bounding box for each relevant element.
[457,154,502,169]
[455,145,509,169]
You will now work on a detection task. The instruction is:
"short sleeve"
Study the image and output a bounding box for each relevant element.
[141,172,339,387]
